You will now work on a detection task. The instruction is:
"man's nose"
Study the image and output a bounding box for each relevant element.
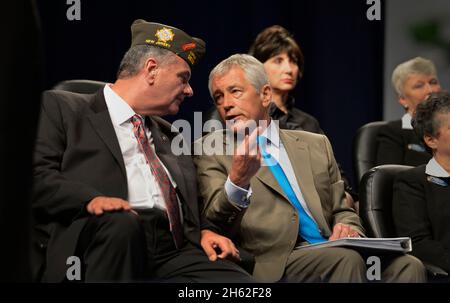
[184,83,193,97]
[222,94,235,110]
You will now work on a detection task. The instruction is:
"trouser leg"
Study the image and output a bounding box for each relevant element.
[381,254,426,283]
[284,247,366,283]
[76,211,146,282]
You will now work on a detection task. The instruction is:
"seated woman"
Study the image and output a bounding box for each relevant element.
[249,25,357,206]
[248,25,321,133]
[393,91,450,273]
[376,57,441,166]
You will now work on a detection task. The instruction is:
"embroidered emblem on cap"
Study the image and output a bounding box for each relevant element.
[187,51,197,65]
[155,27,175,43]
[182,42,196,51]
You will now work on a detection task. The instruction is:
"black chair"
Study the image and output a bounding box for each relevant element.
[52,79,107,94]
[353,121,388,184]
[32,79,108,282]
[359,165,448,280]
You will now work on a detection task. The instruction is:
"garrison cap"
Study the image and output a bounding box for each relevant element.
[130,19,206,67]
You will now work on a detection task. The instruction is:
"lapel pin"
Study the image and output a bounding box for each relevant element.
[427,175,448,187]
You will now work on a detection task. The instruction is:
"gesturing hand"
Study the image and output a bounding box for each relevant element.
[229,127,262,188]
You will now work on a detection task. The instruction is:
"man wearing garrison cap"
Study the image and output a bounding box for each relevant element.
[32,20,253,282]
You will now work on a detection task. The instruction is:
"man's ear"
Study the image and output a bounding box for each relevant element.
[424,135,438,151]
[260,84,272,108]
[143,57,158,84]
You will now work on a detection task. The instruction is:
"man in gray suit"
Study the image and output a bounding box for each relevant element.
[194,54,425,283]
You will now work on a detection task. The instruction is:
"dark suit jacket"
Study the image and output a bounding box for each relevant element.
[376,120,431,166]
[393,164,450,272]
[32,89,209,282]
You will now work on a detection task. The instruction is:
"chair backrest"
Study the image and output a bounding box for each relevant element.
[353,121,388,183]
[52,79,107,94]
[359,164,413,238]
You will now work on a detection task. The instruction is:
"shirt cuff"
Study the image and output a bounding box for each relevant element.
[224,176,252,208]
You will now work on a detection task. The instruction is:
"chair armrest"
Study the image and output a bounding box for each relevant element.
[236,247,255,274]
[424,262,448,278]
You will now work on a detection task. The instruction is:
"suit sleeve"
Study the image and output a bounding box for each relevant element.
[376,124,404,165]
[32,91,102,222]
[322,135,365,236]
[193,142,244,235]
[393,172,450,271]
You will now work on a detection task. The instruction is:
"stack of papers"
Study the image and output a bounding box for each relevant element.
[295,237,412,254]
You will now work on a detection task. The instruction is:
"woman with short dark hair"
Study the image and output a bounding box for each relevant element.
[249,25,321,133]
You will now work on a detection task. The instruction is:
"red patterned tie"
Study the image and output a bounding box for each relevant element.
[131,115,183,249]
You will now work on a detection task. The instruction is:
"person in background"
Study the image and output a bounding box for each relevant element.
[249,25,357,209]
[376,57,441,166]
[393,91,450,275]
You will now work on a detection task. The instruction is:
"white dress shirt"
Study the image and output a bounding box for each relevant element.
[426,157,450,178]
[103,84,180,212]
[401,113,413,130]
[225,121,318,224]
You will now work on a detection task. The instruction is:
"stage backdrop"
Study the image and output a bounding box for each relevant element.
[36,0,385,188]
[384,0,450,120]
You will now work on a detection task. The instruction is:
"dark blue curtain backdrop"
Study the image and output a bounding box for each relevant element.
[36,0,384,188]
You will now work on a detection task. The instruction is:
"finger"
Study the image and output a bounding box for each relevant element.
[102,203,114,211]
[340,225,350,238]
[94,207,104,216]
[232,248,241,261]
[203,242,218,262]
[329,223,342,241]
[121,202,131,210]
[216,241,231,259]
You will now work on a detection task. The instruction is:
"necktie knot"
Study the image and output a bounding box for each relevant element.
[131,114,143,128]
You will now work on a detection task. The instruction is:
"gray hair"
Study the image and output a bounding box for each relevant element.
[391,57,438,96]
[117,45,177,79]
[208,54,269,97]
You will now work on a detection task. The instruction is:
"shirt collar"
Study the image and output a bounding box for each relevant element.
[426,157,450,178]
[401,113,413,130]
[259,119,280,148]
[103,84,138,126]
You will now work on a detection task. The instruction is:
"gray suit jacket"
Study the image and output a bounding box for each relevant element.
[193,128,364,282]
